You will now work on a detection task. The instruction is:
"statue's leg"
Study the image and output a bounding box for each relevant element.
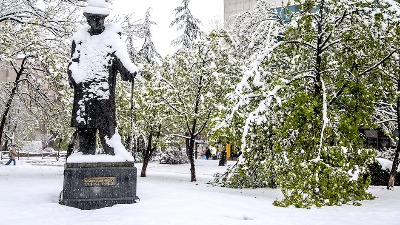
[99,125,115,155]
[78,127,96,155]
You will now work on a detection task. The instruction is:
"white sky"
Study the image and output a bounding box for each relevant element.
[109,0,224,56]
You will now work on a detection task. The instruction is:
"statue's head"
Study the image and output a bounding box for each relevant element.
[83,0,110,35]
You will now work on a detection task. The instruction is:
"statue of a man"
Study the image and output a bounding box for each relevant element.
[68,0,137,155]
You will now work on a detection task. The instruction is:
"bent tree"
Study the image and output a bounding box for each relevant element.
[218,0,399,208]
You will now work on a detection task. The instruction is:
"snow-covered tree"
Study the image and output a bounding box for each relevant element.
[0,0,83,34]
[0,0,81,147]
[269,1,392,207]
[112,13,145,155]
[216,0,287,154]
[370,0,400,189]
[157,30,241,181]
[134,68,177,177]
[216,0,399,208]
[213,0,284,189]
[170,0,205,49]
[115,10,163,162]
[138,8,161,65]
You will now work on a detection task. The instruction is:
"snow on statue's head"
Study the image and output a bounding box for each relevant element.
[83,0,110,17]
[83,0,110,35]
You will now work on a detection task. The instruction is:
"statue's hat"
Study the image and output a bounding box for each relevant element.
[83,0,110,16]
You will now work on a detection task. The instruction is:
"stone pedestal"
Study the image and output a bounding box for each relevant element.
[60,161,137,210]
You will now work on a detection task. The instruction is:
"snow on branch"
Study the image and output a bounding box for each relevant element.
[170,133,191,140]
[316,77,329,161]
[285,40,317,51]
[360,48,399,76]
[156,74,186,114]
[241,84,282,152]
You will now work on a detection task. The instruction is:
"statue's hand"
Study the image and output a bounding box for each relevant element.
[129,71,137,82]
[69,79,75,89]
[67,69,77,88]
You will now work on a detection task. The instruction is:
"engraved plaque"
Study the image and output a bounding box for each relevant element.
[83,177,117,186]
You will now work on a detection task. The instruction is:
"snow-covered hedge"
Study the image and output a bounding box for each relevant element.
[159,150,188,164]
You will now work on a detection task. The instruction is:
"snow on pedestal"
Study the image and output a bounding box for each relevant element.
[67,131,134,163]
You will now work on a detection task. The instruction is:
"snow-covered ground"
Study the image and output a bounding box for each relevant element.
[0,158,399,225]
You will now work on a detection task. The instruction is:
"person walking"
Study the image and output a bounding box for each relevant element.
[5,144,17,165]
[205,147,211,160]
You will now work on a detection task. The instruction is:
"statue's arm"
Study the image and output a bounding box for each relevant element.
[68,41,77,88]
[116,57,137,82]
[115,32,138,82]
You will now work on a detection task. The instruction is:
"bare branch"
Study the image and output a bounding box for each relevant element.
[361,48,399,76]
[285,40,317,50]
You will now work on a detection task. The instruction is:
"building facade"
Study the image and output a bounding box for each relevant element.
[224,0,290,26]
[0,60,18,83]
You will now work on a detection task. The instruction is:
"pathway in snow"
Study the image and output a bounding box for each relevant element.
[0,159,399,225]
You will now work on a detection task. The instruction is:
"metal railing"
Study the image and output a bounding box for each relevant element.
[1,150,67,161]
[0,151,9,160]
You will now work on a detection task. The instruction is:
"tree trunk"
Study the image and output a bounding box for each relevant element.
[219,150,227,166]
[187,135,196,182]
[185,74,204,182]
[388,143,400,189]
[141,133,153,177]
[0,59,28,147]
[141,124,161,177]
[141,159,149,177]
[388,77,400,189]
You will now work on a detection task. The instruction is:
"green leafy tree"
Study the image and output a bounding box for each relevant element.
[370,1,400,189]
[157,30,241,181]
[134,67,177,177]
[216,0,399,208]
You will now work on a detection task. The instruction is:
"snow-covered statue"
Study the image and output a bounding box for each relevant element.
[67,0,137,158]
